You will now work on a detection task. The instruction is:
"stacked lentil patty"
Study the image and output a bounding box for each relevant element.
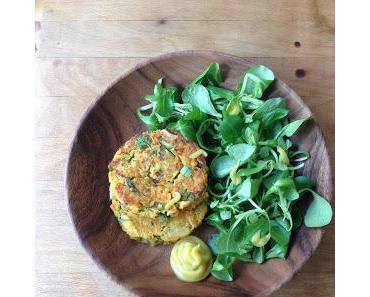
[108,129,208,245]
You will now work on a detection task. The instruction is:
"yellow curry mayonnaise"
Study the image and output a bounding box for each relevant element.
[170,236,212,282]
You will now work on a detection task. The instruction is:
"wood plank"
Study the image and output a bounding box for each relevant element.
[35,21,334,58]
[35,96,92,139]
[35,138,70,182]
[36,57,334,98]
[272,273,334,297]
[35,57,145,97]
[36,0,334,24]
[36,272,143,297]
[35,181,77,251]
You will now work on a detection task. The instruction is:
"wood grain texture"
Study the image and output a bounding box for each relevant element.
[35,21,333,58]
[65,52,333,297]
[35,1,335,296]
[36,0,334,23]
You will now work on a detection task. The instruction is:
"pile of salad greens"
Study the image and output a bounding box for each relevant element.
[137,63,332,281]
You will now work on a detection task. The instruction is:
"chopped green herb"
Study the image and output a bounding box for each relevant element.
[125,177,139,193]
[172,169,181,180]
[159,140,175,156]
[181,190,196,200]
[153,149,160,156]
[180,165,192,177]
[159,212,170,222]
[135,134,152,149]
[123,154,134,163]
[108,164,114,172]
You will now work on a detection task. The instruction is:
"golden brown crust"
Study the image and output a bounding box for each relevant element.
[109,130,208,218]
[108,129,209,244]
[118,202,208,245]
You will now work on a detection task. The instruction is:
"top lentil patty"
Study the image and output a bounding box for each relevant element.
[108,129,208,218]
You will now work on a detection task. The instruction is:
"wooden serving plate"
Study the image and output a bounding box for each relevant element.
[65,51,333,297]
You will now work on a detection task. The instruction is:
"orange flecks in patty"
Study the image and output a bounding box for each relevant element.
[115,183,140,206]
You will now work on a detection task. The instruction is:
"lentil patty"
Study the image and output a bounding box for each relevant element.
[108,129,209,244]
[109,129,208,218]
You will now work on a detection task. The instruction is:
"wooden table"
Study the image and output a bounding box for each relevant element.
[35,1,334,296]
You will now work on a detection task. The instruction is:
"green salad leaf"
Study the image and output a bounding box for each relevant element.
[302,189,333,227]
[167,118,196,141]
[182,105,208,121]
[207,85,234,101]
[211,254,234,281]
[137,103,160,131]
[135,134,152,149]
[182,84,221,118]
[236,65,275,97]
[191,62,222,86]
[226,143,256,164]
[196,119,222,153]
[210,155,237,178]
[136,62,333,282]
[276,117,312,139]
[219,115,244,143]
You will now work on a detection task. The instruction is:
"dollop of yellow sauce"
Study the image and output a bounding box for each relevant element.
[170,235,212,282]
